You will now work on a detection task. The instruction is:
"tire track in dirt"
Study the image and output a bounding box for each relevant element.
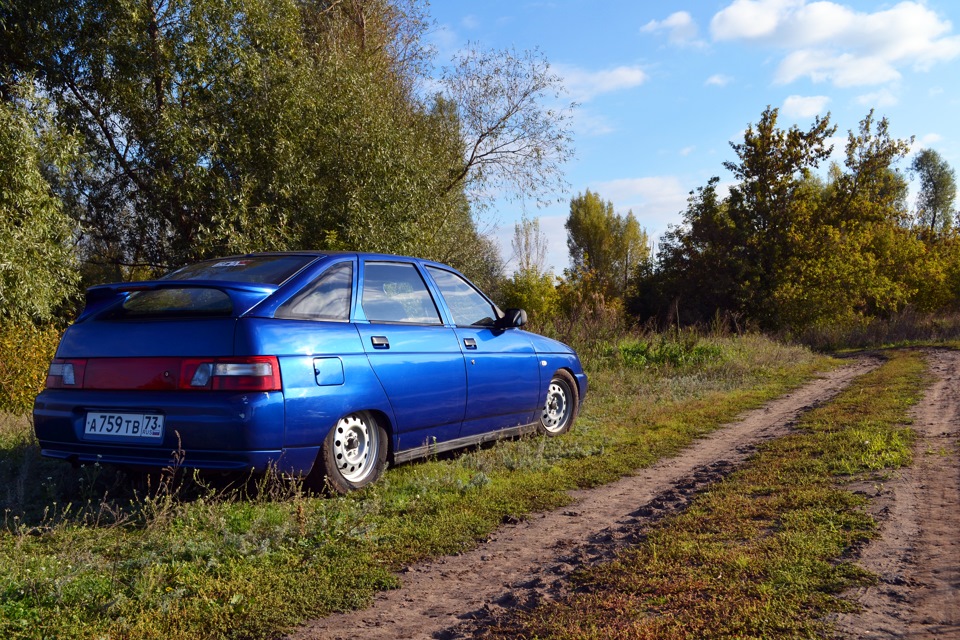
[833,349,960,639]
[287,357,879,640]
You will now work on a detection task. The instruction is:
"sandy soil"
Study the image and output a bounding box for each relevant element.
[288,357,882,640]
[833,349,960,639]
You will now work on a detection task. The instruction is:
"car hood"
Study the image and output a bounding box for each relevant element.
[522,331,576,355]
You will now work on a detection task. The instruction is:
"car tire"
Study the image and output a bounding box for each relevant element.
[306,411,388,494]
[537,370,579,436]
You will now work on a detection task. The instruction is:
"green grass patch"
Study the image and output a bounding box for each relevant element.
[0,335,833,639]
[486,350,929,640]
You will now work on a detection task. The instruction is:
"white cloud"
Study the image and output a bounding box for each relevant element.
[572,110,616,136]
[706,73,733,87]
[641,11,704,47]
[712,0,802,40]
[556,64,648,102]
[591,176,690,237]
[782,94,830,117]
[776,50,901,87]
[428,24,460,55]
[710,1,960,87]
[461,14,480,30]
[856,88,898,108]
[679,146,696,156]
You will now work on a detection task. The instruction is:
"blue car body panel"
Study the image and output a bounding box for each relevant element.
[57,317,240,358]
[33,388,291,471]
[33,251,588,476]
[452,326,541,439]
[356,323,467,450]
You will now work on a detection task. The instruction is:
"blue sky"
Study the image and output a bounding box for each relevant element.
[427,1,960,273]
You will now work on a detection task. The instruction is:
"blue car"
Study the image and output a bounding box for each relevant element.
[33,252,587,492]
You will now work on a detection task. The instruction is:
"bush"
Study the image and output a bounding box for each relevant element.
[0,323,61,414]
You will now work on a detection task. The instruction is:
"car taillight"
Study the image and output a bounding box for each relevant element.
[179,356,281,391]
[45,359,87,389]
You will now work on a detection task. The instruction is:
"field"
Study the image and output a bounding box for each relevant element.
[1,336,957,639]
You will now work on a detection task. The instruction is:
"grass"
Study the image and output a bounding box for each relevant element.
[0,333,834,639]
[484,349,929,640]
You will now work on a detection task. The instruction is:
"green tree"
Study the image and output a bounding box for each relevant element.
[815,111,917,319]
[722,106,836,328]
[0,0,564,289]
[565,189,649,299]
[0,84,79,323]
[911,148,957,237]
[501,217,557,323]
[636,178,740,325]
[639,108,836,329]
[635,109,936,332]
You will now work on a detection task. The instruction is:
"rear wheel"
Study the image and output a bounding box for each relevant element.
[306,411,388,494]
[538,370,579,436]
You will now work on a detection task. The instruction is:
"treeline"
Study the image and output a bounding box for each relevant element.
[0,0,572,324]
[634,108,959,333]
[516,107,958,337]
[3,0,958,343]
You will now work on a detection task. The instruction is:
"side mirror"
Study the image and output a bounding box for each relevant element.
[496,308,527,329]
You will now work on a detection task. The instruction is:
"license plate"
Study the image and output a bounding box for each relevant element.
[84,412,164,439]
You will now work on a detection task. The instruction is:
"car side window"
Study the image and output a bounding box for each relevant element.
[275,261,353,321]
[426,267,497,327]
[362,262,442,324]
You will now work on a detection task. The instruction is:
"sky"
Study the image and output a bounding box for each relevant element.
[426,0,960,273]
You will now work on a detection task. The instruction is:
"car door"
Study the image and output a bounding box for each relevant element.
[425,266,541,438]
[259,259,391,460]
[355,260,468,451]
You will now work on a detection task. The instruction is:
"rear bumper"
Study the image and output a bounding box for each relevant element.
[33,389,315,474]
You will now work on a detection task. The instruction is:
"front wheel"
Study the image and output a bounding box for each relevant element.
[306,411,388,494]
[537,370,579,436]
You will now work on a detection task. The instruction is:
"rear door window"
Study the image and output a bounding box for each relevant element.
[361,263,442,324]
[275,262,353,321]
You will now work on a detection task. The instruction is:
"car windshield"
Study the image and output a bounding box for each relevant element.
[162,255,317,285]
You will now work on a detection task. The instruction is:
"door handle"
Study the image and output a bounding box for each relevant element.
[371,336,390,349]
[463,338,477,349]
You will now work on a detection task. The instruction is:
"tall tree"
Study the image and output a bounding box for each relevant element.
[635,177,739,325]
[722,106,836,328]
[500,217,557,323]
[440,45,574,209]
[512,216,550,274]
[634,108,938,332]
[912,148,957,237]
[0,84,79,323]
[565,189,649,300]
[0,0,567,291]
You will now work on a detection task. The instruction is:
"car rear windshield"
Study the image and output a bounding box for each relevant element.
[162,255,318,285]
[118,288,234,318]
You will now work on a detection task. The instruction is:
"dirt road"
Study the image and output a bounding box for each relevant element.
[833,349,960,639]
[289,357,885,640]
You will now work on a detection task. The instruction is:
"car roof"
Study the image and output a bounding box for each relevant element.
[214,251,455,269]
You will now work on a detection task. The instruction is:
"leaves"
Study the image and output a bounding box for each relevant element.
[0,84,80,324]
[637,108,945,333]
[566,189,650,300]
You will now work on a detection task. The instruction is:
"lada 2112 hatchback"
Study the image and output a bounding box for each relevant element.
[33,252,588,492]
